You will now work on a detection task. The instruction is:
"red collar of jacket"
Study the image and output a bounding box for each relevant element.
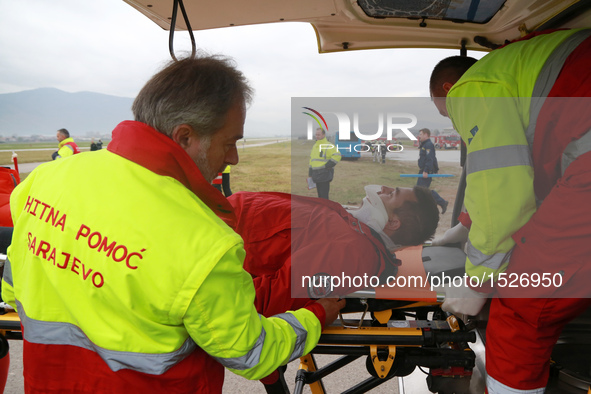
[107,121,236,226]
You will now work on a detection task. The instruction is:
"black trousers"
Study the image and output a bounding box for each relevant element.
[316,181,330,199]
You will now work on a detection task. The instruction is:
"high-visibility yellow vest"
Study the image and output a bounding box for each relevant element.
[2,136,321,382]
[309,136,341,178]
[56,137,80,158]
[446,29,582,281]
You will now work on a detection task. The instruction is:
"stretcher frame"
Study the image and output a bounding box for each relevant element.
[263,245,480,394]
[290,306,477,394]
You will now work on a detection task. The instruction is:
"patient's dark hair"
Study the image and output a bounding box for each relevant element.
[391,186,439,246]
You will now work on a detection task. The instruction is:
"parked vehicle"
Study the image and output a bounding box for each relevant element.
[334,131,361,160]
[434,134,461,150]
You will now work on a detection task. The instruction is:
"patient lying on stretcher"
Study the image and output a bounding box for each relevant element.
[227,185,439,317]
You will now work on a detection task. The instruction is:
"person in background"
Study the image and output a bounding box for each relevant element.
[430,29,591,394]
[416,128,448,214]
[2,55,344,393]
[213,165,232,196]
[52,128,80,160]
[309,128,341,199]
[90,138,99,151]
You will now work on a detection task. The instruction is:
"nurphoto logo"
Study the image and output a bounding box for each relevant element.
[302,106,418,141]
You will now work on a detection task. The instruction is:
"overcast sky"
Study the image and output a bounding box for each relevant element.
[0,0,485,137]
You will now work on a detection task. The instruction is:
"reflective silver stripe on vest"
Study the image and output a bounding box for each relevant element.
[15,299,197,375]
[466,240,512,270]
[466,145,532,176]
[525,30,591,162]
[274,313,308,363]
[214,316,266,370]
[487,374,545,394]
[562,128,591,176]
[214,312,309,370]
[2,257,12,286]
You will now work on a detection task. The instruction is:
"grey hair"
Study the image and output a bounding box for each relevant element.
[132,53,253,138]
[57,128,70,138]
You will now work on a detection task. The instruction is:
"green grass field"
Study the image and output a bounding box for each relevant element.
[2,140,461,236]
[0,138,281,165]
[233,141,461,235]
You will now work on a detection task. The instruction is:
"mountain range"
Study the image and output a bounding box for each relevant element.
[0,88,134,137]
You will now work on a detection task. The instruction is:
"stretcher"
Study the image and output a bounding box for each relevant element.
[265,246,591,394]
[264,244,591,394]
[263,245,482,394]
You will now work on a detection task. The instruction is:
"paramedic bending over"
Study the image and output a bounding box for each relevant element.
[430,29,591,394]
[2,55,344,394]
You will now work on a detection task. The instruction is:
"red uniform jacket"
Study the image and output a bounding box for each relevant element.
[228,192,400,316]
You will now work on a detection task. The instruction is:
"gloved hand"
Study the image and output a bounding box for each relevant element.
[434,283,488,316]
[430,223,469,246]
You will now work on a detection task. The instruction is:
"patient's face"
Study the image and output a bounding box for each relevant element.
[377,186,417,216]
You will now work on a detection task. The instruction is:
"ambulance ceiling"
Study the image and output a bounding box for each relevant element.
[123,0,591,53]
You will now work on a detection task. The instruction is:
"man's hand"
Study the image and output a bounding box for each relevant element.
[430,223,469,246]
[423,171,429,178]
[434,284,488,316]
[315,298,346,325]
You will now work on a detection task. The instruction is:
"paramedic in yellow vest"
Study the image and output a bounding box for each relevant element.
[52,128,80,160]
[2,55,344,393]
[430,29,591,394]
[308,128,341,199]
[212,165,232,197]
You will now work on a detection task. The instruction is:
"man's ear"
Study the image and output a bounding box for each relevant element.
[171,124,197,150]
[383,214,401,236]
[442,82,454,95]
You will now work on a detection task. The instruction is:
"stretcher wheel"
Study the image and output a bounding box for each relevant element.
[426,373,471,394]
